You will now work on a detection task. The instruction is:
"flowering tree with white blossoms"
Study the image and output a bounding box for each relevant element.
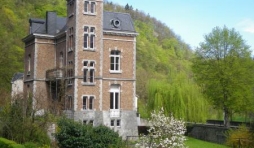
[140,108,187,148]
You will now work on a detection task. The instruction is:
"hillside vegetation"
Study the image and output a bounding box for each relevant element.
[0,0,209,122]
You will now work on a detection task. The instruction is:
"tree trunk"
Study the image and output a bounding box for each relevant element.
[223,107,230,128]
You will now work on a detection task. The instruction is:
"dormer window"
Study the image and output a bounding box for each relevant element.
[111,19,121,28]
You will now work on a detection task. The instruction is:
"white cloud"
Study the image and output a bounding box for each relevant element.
[237,19,254,34]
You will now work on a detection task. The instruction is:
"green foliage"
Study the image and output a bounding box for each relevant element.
[0,95,51,146]
[104,1,210,122]
[0,137,25,148]
[192,26,254,126]
[146,79,208,122]
[0,0,66,92]
[225,125,254,147]
[55,118,124,148]
[92,125,124,148]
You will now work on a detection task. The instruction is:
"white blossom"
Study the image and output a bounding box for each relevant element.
[139,108,187,148]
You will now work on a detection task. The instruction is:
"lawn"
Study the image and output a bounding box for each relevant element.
[186,137,229,148]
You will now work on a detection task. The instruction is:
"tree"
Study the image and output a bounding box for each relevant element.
[124,3,129,10]
[0,94,52,146]
[139,108,186,148]
[192,26,254,127]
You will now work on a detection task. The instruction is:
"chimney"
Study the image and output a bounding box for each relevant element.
[46,11,57,35]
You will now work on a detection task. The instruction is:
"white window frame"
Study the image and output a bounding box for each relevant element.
[83,1,97,15]
[82,95,95,110]
[110,119,121,127]
[83,26,96,51]
[110,85,120,110]
[82,60,95,85]
[110,50,121,73]
[116,119,121,127]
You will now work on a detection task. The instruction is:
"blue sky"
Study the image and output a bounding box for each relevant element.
[111,0,254,51]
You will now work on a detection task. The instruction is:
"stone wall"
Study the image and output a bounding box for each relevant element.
[188,124,230,144]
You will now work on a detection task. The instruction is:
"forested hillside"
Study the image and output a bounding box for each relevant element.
[0,0,208,122]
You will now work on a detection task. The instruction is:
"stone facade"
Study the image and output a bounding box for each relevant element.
[22,0,138,138]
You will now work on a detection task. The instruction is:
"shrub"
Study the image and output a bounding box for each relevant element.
[55,118,92,148]
[55,118,124,148]
[226,125,254,147]
[92,125,124,148]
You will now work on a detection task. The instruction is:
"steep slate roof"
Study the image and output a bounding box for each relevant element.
[11,73,24,83]
[103,11,136,33]
[29,11,136,35]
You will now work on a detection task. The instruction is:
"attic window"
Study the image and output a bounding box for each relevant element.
[111,19,121,28]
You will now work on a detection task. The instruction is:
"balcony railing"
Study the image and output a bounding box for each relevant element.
[110,109,120,118]
[46,68,64,79]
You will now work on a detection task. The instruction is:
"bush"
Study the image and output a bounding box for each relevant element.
[55,118,124,148]
[92,125,124,148]
[0,137,25,148]
[226,125,254,147]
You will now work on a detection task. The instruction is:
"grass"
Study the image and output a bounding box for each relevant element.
[185,137,229,148]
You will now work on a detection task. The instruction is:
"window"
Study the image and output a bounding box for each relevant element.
[83,61,95,84]
[110,85,120,110]
[116,120,121,127]
[110,119,121,127]
[84,1,96,14]
[89,120,94,125]
[110,120,114,126]
[83,26,95,50]
[66,96,73,110]
[84,1,89,13]
[110,50,121,72]
[84,34,88,48]
[83,96,94,110]
[68,27,74,52]
[67,61,73,85]
[27,54,31,75]
[59,52,63,68]
[91,2,95,13]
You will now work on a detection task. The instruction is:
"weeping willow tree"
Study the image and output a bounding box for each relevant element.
[146,72,208,122]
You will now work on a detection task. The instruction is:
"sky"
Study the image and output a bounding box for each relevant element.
[111,0,254,51]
